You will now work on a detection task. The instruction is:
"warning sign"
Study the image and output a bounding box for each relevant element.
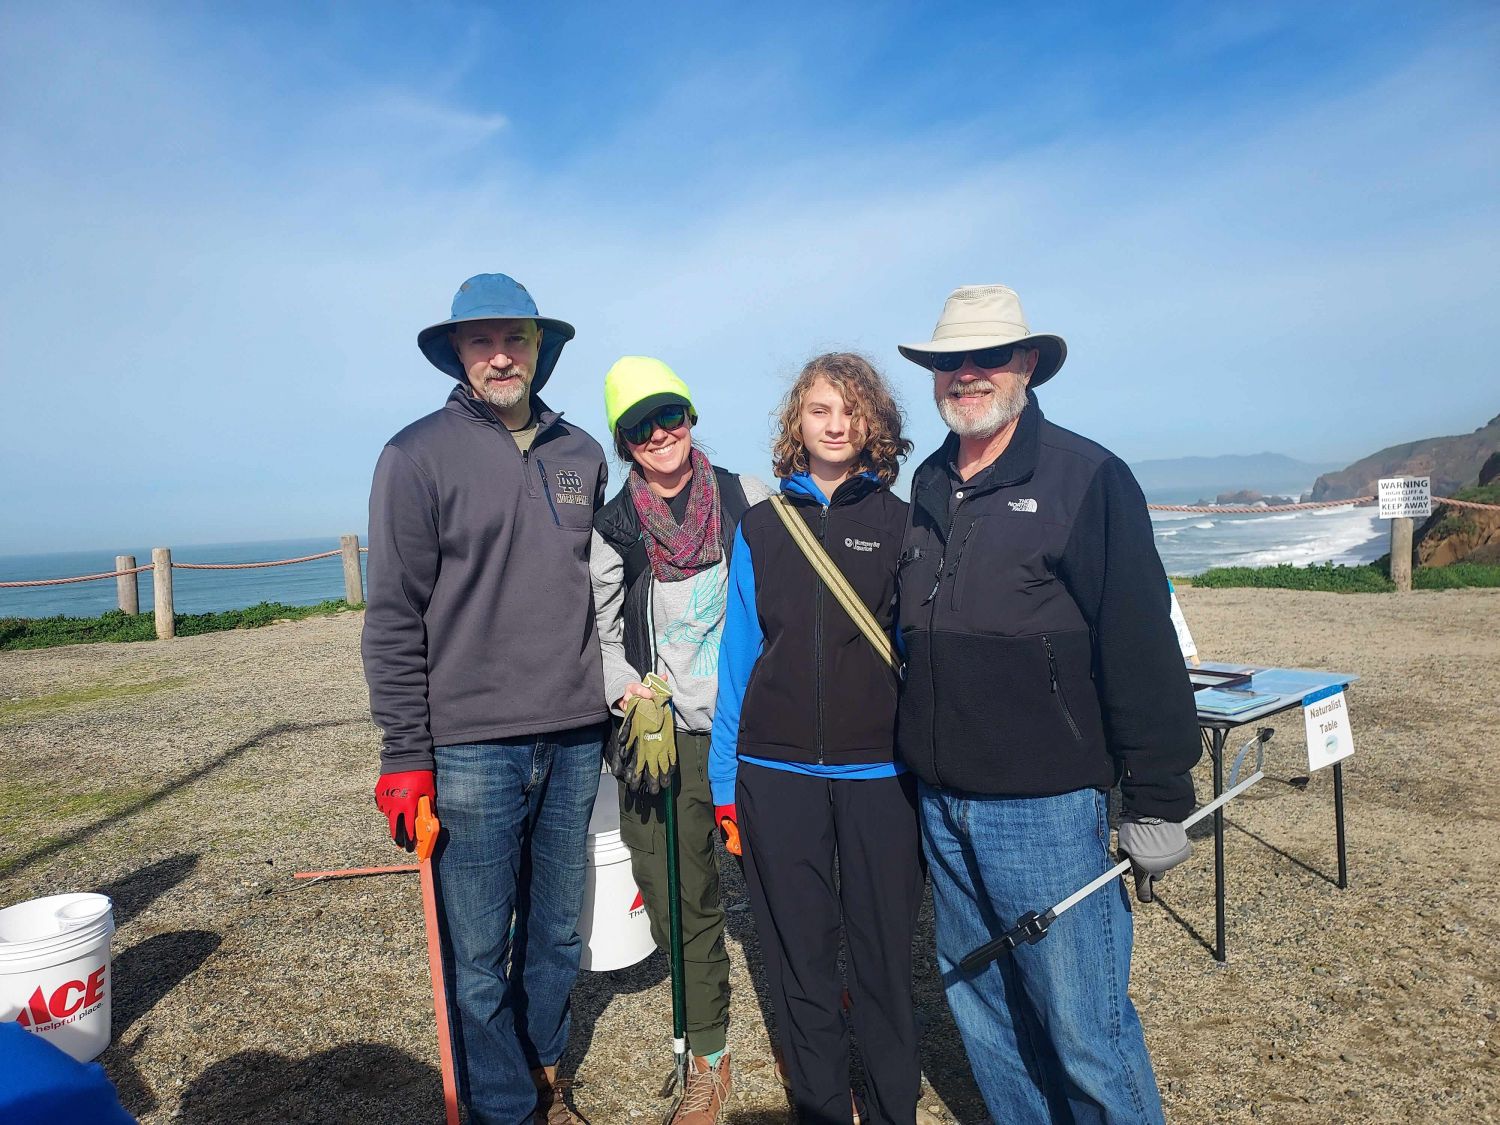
[1377,476,1431,519]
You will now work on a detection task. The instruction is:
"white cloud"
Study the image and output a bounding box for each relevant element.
[0,4,1495,551]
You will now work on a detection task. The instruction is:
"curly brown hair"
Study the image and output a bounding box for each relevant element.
[771,352,912,485]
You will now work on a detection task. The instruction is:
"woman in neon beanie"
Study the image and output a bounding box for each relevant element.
[589,356,773,1124]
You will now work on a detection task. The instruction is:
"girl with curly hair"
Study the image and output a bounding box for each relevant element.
[710,353,928,1124]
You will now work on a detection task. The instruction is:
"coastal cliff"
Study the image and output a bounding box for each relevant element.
[1310,413,1500,502]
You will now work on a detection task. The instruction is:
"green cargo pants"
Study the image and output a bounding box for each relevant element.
[617,731,730,1056]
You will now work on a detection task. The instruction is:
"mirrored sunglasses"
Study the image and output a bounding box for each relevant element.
[925,344,1021,373]
[621,404,690,445]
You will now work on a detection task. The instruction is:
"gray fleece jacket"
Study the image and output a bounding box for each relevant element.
[362,386,610,772]
[589,474,772,733]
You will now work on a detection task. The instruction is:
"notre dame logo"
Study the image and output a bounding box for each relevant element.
[554,468,588,506]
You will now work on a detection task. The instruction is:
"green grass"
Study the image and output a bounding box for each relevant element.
[1192,561,1500,593]
[1413,562,1500,589]
[1449,481,1500,506]
[1194,562,1395,592]
[0,599,360,651]
[0,677,190,723]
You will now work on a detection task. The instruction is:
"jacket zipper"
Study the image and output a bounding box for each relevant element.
[815,504,827,765]
[925,500,965,787]
[1043,634,1083,743]
[535,457,562,526]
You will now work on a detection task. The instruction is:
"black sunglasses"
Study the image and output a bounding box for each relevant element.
[925,344,1022,372]
[621,404,690,445]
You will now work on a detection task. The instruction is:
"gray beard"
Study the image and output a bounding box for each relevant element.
[936,379,1027,438]
[479,381,528,411]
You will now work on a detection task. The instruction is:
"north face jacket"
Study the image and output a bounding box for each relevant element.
[362,385,610,772]
[896,391,1201,820]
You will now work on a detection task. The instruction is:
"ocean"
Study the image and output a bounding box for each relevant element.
[1150,502,1387,577]
[0,538,367,620]
[0,502,1389,621]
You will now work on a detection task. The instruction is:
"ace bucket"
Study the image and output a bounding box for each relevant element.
[0,893,115,1062]
[579,766,654,972]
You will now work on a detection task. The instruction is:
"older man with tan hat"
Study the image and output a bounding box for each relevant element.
[894,284,1202,1123]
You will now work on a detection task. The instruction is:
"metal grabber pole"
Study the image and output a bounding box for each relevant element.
[960,728,1274,973]
[659,760,690,1122]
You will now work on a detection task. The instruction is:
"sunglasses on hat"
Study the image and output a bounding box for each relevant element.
[620,404,690,445]
[923,344,1023,372]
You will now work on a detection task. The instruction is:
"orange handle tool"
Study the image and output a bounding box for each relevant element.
[718,816,742,857]
[416,795,461,1125]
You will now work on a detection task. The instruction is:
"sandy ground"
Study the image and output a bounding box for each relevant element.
[1,588,1497,1123]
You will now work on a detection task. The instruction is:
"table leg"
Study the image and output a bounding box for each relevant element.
[1333,761,1348,889]
[1209,729,1228,963]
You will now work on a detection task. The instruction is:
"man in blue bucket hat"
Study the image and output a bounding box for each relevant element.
[362,273,610,1124]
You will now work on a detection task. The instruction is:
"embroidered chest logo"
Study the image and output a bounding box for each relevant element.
[843,537,880,553]
[554,469,588,506]
[1007,498,1038,513]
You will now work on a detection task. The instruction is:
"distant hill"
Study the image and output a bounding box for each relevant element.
[1310,413,1500,501]
[1132,452,1340,501]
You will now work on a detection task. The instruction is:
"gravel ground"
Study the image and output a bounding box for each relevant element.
[1,588,1496,1123]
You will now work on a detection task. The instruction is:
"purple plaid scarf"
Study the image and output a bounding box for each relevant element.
[627,447,723,582]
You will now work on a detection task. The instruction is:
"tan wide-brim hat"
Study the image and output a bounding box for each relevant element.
[899,284,1067,387]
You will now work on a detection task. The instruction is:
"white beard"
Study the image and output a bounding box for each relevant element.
[936,377,1027,438]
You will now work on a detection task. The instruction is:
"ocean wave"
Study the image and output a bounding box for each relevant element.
[1225,510,1384,568]
[1194,521,1215,530]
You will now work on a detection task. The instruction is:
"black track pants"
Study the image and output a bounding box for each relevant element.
[737,763,925,1125]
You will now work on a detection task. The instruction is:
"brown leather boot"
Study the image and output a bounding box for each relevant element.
[531,1065,587,1125]
[669,1053,732,1124]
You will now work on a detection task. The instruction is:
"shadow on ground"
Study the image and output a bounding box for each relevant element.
[3,719,358,879]
[177,1042,440,1123]
[96,852,201,927]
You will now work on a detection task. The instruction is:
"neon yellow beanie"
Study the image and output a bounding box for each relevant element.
[604,356,697,434]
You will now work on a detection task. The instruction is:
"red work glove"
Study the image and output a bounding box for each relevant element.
[716,804,741,857]
[375,770,436,852]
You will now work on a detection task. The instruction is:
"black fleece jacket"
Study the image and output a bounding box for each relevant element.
[896,392,1201,819]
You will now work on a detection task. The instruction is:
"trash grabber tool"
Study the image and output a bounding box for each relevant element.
[415,795,461,1125]
[960,728,1273,973]
[658,756,690,1121]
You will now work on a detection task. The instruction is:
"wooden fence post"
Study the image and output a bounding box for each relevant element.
[1390,517,1413,593]
[341,534,364,605]
[152,547,175,639]
[116,555,139,614]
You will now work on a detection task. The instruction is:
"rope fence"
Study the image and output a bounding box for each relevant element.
[174,550,341,571]
[4,490,1498,617]
[1146,496,1377,515]
[1,535,368,638]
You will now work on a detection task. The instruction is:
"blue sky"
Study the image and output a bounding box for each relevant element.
[2,1,1496,552]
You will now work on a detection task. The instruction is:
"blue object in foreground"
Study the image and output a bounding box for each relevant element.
[0,1023,135,1124]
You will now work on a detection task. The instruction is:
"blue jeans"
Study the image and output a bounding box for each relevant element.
[433,725,606,1125]
[919,783,1164,1125]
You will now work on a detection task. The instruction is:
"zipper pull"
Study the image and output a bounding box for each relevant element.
[1044,635,1058,693]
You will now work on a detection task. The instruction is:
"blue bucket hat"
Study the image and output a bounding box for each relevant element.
[417,273,576,394]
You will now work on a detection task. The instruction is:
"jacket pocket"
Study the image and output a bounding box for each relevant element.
[536,457,596,531]
[1042,633,1084,743]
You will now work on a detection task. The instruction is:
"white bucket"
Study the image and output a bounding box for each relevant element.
[0,893,115,1062]
[579,767,655,972]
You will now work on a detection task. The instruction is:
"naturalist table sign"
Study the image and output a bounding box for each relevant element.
[1302,684,1355,771]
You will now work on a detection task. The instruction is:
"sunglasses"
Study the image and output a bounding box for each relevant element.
[924,344,1022,373]
[620,404,690,445]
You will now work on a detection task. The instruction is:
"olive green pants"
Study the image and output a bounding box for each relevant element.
[617,731,730,1056]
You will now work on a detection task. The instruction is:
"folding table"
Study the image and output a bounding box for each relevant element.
[1193,663,1358,963]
